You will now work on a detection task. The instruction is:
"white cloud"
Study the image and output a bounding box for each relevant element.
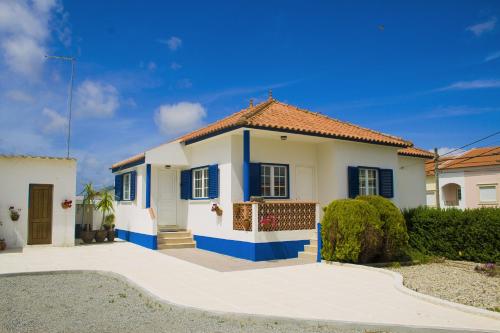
[75,80,120,118]
[434,147,466,157]
[466,17,497,36]
[5,89,33,103]
[154,102,206,136]
[0,0,68,79]
[42,107,67,133]
[170,62,182,70]
[159,36,182,51]
[437,79,500,91]
[484,51,500,62]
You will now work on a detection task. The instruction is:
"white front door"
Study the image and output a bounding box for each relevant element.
[296,166,315,201]
[157,169,178,226]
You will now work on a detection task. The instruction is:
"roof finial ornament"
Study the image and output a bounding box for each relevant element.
[249,98,254,108]
[268,89,273,100]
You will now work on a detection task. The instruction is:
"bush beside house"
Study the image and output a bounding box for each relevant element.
[404,207,500,263]
[321,199,383,263]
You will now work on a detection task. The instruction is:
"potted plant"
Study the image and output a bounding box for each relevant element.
[211,203,223,216]
[96,191,114,243]
[9,206,20,221]
[61,199,72,209]
[104,214,116,242]
[80,183,97,244]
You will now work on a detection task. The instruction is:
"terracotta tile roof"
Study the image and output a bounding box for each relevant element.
[111,152,145,170]
[398,147,434,159]
[178,99,413,147]
[425,147,500,175]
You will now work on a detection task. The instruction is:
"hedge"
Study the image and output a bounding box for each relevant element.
[321,199,383,263]
[357,195,409,261]
[403,207,500,263]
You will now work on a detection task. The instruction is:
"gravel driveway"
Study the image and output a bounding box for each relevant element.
[0,271,400,333]
[389,261,500,311]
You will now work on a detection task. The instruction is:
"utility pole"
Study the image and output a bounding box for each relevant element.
[434,148,440,208]
[45,55,75,158]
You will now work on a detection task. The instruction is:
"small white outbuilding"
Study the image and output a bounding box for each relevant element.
[0,155,76,249]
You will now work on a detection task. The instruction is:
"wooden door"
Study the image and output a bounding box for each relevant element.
[28,184,53,245]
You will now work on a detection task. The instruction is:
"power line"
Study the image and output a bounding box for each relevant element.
[439,131,500,158]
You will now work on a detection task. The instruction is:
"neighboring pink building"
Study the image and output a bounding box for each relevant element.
[426,147,500,209]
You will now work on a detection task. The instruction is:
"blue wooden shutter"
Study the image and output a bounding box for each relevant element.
[130,171,137,201]
[379,168,394,198]
[208,164,219,199]
[249,163,261,197]
[180,169,192,200]
[114,174,123,201]
[347,166,359,198]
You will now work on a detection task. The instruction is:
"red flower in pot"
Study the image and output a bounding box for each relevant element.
[61,199,73,209]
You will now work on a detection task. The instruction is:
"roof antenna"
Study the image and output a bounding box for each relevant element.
[268,89,273,100]
[249,98,254,108]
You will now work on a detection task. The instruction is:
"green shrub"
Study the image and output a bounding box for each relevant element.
[404,207,500,263]
[321,199,383,263]
[356,195,409,261]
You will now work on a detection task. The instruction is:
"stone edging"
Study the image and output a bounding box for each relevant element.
[323,261,500,321]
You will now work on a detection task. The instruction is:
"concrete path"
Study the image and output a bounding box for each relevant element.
[0,242,498,332]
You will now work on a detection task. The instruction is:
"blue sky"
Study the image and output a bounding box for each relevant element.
[0,0,499,190]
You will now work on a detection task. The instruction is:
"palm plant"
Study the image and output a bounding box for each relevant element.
[80,183,97,232]
[96,191,114,230]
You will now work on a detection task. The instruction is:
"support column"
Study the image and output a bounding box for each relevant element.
[243,130,250,202]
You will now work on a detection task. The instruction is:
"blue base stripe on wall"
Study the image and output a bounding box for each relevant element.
[115,229,157,250]
[193,235,309,261]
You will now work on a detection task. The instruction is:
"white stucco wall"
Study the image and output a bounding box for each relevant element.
[0,157,76,248]
[397,156,427,209]
[317,140,400,209]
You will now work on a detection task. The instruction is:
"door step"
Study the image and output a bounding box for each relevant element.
[157,228,196,250]
[297,232,319,262]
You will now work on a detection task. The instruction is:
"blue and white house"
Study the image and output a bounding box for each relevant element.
[111,96,432,261]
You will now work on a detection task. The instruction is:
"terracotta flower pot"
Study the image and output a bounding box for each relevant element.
[81,230,95,244]
[94,230,107,243]
[107,229,115,242]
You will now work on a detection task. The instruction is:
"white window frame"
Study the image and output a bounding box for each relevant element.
[359,168,378,196]
[261,164,288,198]
[192,167,209,199]
[123,173,131,201]
[478,184,497,203]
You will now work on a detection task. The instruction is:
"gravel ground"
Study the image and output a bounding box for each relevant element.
[0,271,397,333]
[388,261,500,311]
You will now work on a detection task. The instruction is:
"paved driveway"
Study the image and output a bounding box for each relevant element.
[0,242,498,332]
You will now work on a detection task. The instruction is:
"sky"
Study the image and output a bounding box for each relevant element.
[0,0,499,191]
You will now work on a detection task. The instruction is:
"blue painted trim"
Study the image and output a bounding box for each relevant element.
[317,223,322,262]
[243,130,250,202]
[193,235,309,261]
[145,164,151,208]
[115,229,157,250]
[111,156,145,173]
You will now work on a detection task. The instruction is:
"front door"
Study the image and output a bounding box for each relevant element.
[157,169,178,226]
[296,166,315,201]
[28,184,53,245]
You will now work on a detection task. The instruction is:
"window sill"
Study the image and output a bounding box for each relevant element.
[478,201,498,205]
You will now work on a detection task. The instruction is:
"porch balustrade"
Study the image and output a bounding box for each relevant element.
[233,201,318,232]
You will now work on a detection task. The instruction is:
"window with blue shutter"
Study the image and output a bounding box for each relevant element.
[249,163,261,197]
[180,169,192,200]
[208,164,219,199]
[378,168,394,198]
[114,174,123,201]
[347,166,359,198]
[130,171,137,201]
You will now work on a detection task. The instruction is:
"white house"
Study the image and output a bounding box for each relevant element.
[111,96,432,261]
[0,155,76,249]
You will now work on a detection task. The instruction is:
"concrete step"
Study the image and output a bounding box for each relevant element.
[158,225,186,232]
[298,251,316,262]
[304,244,317,254]
[157,231,192,239]
[157,242,196,250]
[309,239,318,247]
[157,237,194,245]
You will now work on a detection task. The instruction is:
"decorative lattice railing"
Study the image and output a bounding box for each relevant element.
[257,202,316,232]
[233,201,317,232]
[233,203,252,231]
